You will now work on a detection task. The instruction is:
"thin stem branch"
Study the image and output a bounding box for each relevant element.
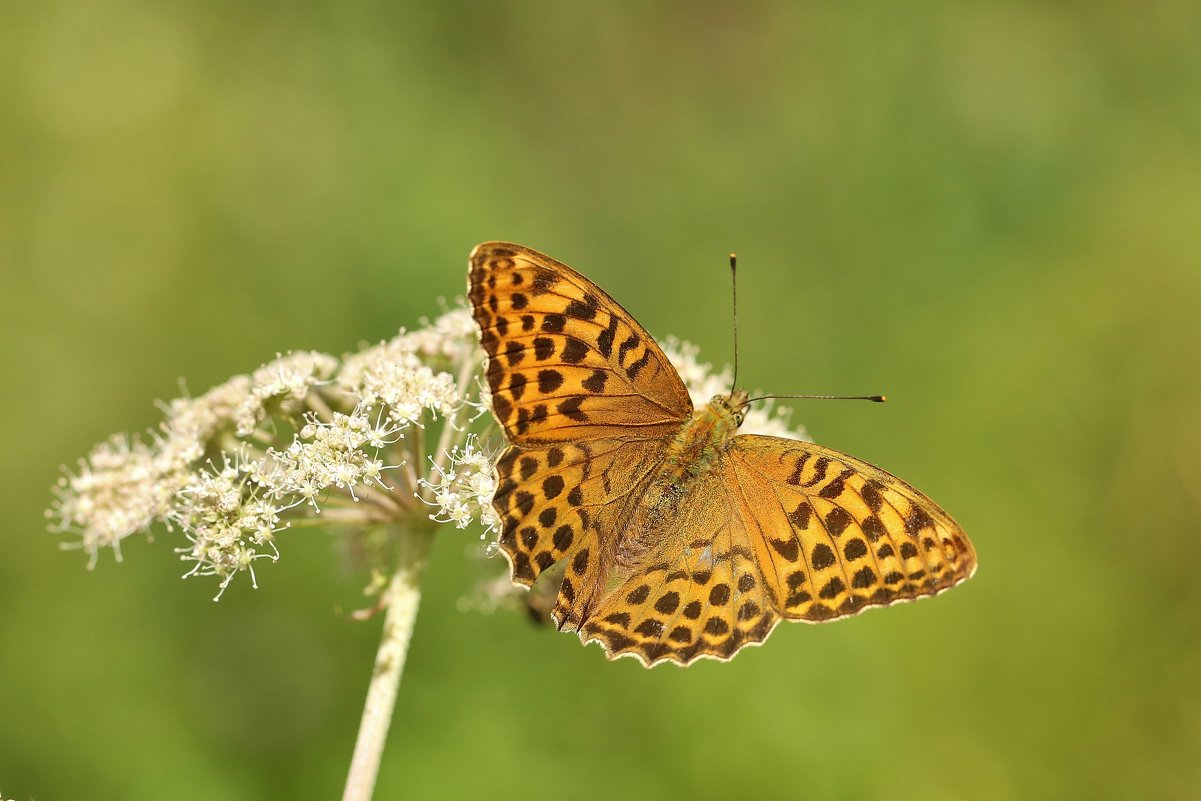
[352,482,413,515]
[411,424,427,500]
[432,359,479,477]
[306,390,338,423]
[216,433,269,461]
[399,444,421,502]
[340,524,436,801]
[284,509,391,527]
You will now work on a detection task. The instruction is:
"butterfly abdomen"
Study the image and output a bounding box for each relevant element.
[609,403,739,573]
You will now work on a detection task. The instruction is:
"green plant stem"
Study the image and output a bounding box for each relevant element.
[341,524,436,801]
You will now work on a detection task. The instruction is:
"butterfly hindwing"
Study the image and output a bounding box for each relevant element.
[580,471,782,665]
[468,242,693,445]
[578,436,976,666]
[493,437,668,605]
[724,435,976,623]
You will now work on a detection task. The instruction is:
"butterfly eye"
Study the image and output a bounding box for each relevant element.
[734,410,746,426]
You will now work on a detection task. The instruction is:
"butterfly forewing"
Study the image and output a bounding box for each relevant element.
[470,241,689,622]
[468,242,692,445]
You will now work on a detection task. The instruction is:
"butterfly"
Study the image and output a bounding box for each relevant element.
[468,242,976,666]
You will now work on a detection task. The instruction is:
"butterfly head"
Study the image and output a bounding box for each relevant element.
[708,389,751,430]
[671,390,751,470]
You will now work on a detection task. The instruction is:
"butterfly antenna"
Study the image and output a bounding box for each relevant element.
[729,252,740,392]
[744,393,887,403]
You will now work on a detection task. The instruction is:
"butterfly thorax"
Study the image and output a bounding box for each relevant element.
[662,391,748,483]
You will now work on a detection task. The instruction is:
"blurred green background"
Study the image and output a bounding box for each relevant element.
[3,2,1200,799]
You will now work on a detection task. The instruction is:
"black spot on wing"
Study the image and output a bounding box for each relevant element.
[560,339,588,364]
[597,315,619,357]
[537,370,564,394]
[627,584,650,604]
[844,538,868,560]
[509,373,528,401]
[811,544,835,570]
[709,584,730,605]
[530,404,547,426]
[617,333,640,365]
[552,525,574,551]
[493,393,513,424]
[818,577,845,599]
[582,369,608,393]
[542,475,564,499]
[564,293,599,321]
[802,457,830,488]
[819,468,855,499]
[558,396,587,421]
[531,267,557,293]
[518,457,538,480]
[825,507,851,536]
[789,501,813,530]
[626,349,652,380]
[769,538,799,561]
[786,453,811,485]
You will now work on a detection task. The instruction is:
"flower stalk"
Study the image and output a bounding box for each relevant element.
[341,523,435,801]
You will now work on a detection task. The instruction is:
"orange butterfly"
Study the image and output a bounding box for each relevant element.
[468,242,976,666]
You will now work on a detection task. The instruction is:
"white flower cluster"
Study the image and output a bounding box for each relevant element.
[48,306,486,598]
[50,371,278,566]
[50,434,186,564]
[171,410,404,599]
[265,410,400,508]
[418,435,498,535]
[661,337,809,441]
[173,452,289,598]
[338,337,461,427]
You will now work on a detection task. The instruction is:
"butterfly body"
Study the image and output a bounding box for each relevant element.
[469,242,976,666]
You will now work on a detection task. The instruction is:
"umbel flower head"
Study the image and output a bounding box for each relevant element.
[47,306,804,603]
[48,307,484,599]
